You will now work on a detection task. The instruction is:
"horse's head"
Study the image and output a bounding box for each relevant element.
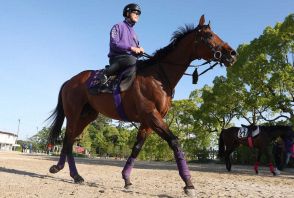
[192,15,237,67]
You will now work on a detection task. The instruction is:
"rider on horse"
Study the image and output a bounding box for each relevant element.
[102,3,144,83]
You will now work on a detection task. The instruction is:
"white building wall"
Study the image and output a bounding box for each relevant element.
[0,132,17,151]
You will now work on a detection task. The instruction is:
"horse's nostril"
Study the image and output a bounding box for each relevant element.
[214,51,222,59]
[230,50,237,56]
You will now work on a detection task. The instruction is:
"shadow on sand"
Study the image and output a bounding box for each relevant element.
[0,165,176,197]
[30,154,294,178]
[0,166,101,188]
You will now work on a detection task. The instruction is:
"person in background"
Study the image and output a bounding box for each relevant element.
[284,138,294,165]
[29,143,33,153]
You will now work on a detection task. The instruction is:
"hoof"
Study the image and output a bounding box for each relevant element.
[123,178,132,190]
[124,181,133,190]
[73,174,84,184]
[124,183,133,191]
[226,166,231,172]
[184,186,196,197]
[273,168,281,176]
[124,184,134,192]
[272,171,280,176]
[49,165,62,174]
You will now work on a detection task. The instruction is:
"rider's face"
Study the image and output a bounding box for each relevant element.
[128,11,140,23]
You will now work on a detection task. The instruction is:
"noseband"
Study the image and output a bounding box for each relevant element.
[194,25,227,62]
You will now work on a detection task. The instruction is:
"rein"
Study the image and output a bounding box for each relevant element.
[184,61,219,84]
[142,52,221,84]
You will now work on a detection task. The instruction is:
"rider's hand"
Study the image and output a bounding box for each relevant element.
[139,47,144,54]
[131,47,143,54]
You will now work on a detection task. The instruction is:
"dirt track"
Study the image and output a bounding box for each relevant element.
[0,152,293,198]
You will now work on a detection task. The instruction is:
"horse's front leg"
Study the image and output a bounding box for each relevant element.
[147,111,195,196]
[254,150,262,174]
[169,137,194,192]
[122,126,151,189]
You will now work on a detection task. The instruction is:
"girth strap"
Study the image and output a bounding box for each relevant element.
[247,137,254,148]
[113,83,129,122]
[113,71,129,121]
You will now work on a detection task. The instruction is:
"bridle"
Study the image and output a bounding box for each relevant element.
[194,24,237,62]
[141,24,236,86]
[195,25,225,62]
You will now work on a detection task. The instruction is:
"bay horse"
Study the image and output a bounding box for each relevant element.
[218,125,294,175]
[47,15,236,196]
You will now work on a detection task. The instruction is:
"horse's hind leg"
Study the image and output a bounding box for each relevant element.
[49,136,74,174]
[62,132,81,180]
[49,152,66,173]
[122,126,151,189]
[264,147,279,175]
[49,128,76,177]
[66,112,97,183]
[50,107,97,183]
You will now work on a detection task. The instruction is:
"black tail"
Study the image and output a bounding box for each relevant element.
[218,130,225,158]
[47,82,67,144]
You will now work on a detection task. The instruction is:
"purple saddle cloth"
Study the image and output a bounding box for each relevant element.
[87,66,136,94]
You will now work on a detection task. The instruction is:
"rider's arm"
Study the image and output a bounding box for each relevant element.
[109,24,131,53]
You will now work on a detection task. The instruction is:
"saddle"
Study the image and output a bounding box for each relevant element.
[238,126,260,148]
[238,126,260,139]
[87,65,136,95]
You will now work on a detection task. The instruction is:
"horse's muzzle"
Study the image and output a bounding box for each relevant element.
[223,50,237,67]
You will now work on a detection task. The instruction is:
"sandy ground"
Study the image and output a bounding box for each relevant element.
[0,152,293,198]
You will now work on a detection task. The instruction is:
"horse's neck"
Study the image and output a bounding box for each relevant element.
[262,126,288,139]
[159,35,194,89]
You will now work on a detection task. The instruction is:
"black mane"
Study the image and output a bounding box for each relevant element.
[140,24,195,66]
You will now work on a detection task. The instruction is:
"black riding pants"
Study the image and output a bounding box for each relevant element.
[105,54,137,76]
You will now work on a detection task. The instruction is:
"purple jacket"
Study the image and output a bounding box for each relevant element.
[108,20,139,58]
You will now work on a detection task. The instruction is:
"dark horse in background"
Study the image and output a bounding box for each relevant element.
[47,15,236,196]
[218,125,294,175]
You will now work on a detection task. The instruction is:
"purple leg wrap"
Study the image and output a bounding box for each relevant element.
[67,155,78,177]
[122,157,136,180]
[174,150,191,181]
[57,153,66,169]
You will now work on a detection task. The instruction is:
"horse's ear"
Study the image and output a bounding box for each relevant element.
[198,15,205,26]
[208,20,211,28]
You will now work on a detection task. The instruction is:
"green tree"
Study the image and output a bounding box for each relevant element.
[228,14,294,125]
[29,127,50,151]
